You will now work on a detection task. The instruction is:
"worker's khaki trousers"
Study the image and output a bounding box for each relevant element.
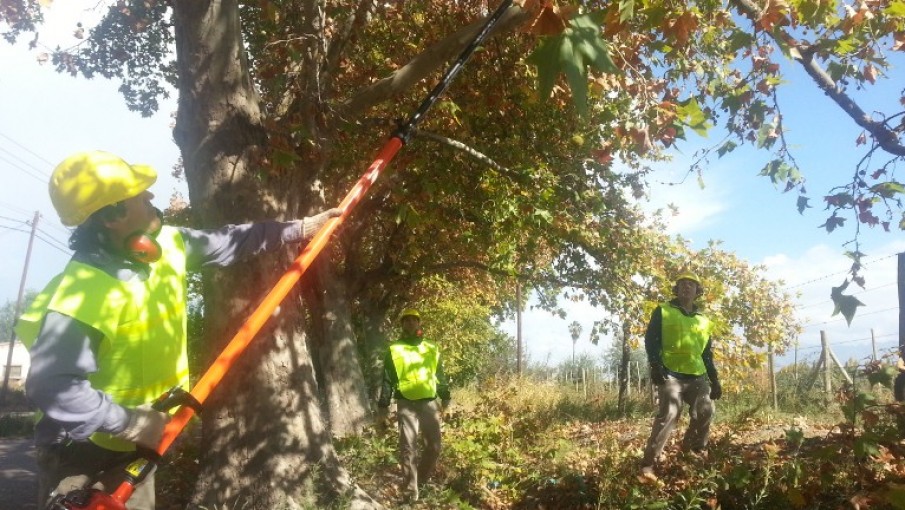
[641,375,713,467]
[396,398,442,500]
[36,441,155,510]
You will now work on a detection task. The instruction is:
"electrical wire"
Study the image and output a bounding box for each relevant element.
[0,132,56,167]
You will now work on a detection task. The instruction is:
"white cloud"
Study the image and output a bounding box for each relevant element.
[639,168,729,236]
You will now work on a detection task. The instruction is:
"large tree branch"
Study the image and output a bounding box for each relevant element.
[414,129,533,185]
[322,0,378,93]
[337,4,530,121]
[730,0,905,156]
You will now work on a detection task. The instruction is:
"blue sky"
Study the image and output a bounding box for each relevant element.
[2,3,904,368]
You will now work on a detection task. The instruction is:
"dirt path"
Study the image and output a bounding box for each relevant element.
[0,437,38,510]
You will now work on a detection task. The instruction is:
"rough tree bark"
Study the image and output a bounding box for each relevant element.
[171,0,378,507]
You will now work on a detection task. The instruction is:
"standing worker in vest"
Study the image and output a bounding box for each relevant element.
[376,308,451,502]
[639,272,721,480]
[17,151,340,509]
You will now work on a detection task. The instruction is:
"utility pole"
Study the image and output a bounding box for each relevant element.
[1,211,39,405]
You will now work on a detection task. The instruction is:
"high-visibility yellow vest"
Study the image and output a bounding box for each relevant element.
[17,226,190,452]
[659,303,712,376]
[389,339,439,400]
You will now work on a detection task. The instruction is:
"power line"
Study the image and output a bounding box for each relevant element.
[37,227,71,251]
[0,132,55,166]
[0,213,68,248]
[0,224,71,256]
[34,233,72,256]
[0,201,32,216]
[0,214,29,225]
[795,281,897,310]
[793,332,898,352]
[35,231,71,255]
[800,305,898,328]
[784,252,899,291]
[0,144,50,178]
[0,152,46,184]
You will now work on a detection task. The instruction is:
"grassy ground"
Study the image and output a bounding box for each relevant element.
[5,381,905,509]
[337,380,905,509]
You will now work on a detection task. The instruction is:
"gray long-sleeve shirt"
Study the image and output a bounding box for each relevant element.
[25,220,306,446]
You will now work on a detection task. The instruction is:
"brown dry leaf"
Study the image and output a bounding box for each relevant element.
[849,493,872,509]
[758,0,789,31]
[672,11,699,47]
[893,32,905,51]
[526,2,568,36]
[856,132,867,145]
[863,63,877,84]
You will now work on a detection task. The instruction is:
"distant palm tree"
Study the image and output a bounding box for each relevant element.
[568,321,582,366]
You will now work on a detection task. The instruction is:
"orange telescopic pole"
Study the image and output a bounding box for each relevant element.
[160,136,403,453]
[106,139,404,506]
[98,1,515,507]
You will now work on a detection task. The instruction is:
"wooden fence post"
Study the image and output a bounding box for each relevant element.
[871,328,877,362]
[822,331,832,405]
[793,342,799,383]
[768,346,778,410]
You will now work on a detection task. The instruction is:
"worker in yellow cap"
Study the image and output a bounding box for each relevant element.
[17,151,340,509]
[639,272,721,481]
[376,308,450,502]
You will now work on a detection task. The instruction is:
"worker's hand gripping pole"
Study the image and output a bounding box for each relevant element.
[101,0,516,506]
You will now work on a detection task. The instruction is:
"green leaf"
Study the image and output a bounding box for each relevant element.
[756,122,779,149]
[796,195,811,214]
[830,283,865,325]
[819,214,846,232]
[618,0,635,22]
[526,38,562,99]
[716,140,737,157]
[884,1,905,17]
[727,30,754,52]
[834,37,858,56]
[758,159,800,187]
[866,365,899,389]
[791,0,836,24]
[854,436,880,457]
[675,98,711,136]
[870,181,905,198]
[526,13,619,116]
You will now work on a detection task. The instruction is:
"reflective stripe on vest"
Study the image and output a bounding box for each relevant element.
[389,340,439,400]
[659,303,712,376]
[16,226,190,452]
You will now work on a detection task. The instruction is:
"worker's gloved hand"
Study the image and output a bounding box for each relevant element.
[300,208,343,239]
[115,404,170,450]
[650,363,666,386]
[709,379,722,400]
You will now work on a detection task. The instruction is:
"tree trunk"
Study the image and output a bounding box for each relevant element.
[172,1,378,507]
[358,301,391,402]
[305,258,372,438]
[618,321,630,416]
